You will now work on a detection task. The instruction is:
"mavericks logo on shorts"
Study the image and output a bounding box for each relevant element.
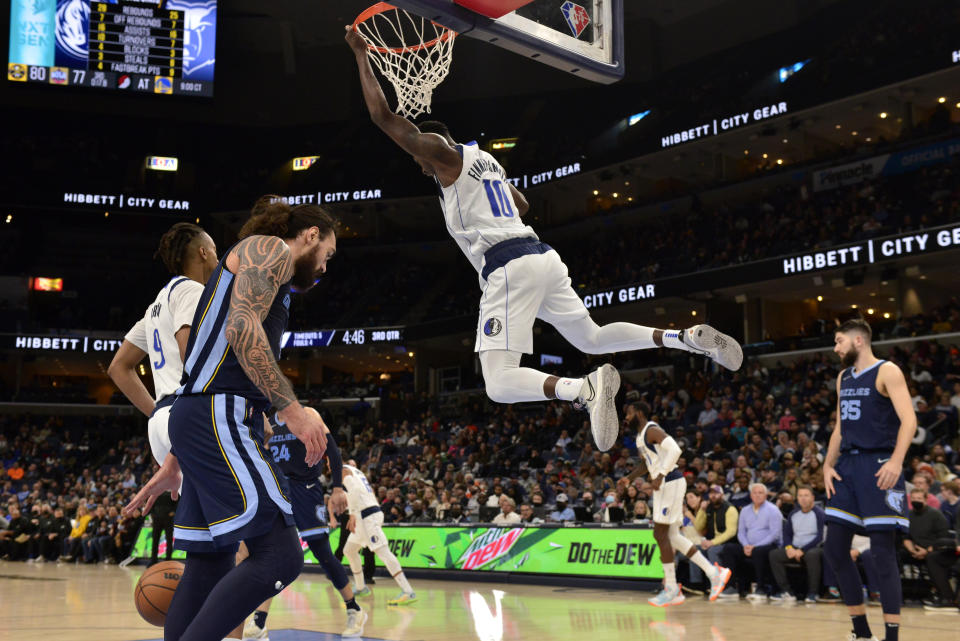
[483,317,502,337]
[885,489,905,514]
[371,535,378,544]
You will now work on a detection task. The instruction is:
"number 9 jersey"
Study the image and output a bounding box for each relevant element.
[436,141,537,281]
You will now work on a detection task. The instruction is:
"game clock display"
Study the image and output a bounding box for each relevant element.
[281,327,405,349]
[7,0,216,96]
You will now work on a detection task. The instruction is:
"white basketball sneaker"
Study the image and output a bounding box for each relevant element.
[684,325,743,371]
[343,608,367,638]
[577,364,621,452]
[242,619,269,641]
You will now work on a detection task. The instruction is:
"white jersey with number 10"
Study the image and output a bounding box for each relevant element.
[437,141,537,279]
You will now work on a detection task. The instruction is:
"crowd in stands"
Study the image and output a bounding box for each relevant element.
[0,415,151,564]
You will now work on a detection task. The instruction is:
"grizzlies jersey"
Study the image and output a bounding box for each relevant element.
[436,142,538,277]
[177,243,292,411]
[343,464,379,514]
[839,360,899,452]
[125,276,204,401]
[267,419,318,483]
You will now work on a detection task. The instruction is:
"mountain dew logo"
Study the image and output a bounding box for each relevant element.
[457,528,523,570]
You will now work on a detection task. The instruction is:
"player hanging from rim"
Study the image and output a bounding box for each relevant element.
[109,222,219,465]
[242,408,366,640]
[823,319,915,641]
[340,463,417,606]
[629,401,732,606]
[124,196,334,641]
[344,26,742,453]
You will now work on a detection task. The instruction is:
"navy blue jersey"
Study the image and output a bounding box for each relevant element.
[177,242,291,411]
[838,360,900,452]
[267,420,320,483]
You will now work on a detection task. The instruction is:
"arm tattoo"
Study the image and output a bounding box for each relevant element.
[224,236,298,411]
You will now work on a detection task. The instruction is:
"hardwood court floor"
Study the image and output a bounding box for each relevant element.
[1,560,957,641]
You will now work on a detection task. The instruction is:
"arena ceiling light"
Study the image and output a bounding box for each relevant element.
[292,156,319,171]
[146,156,178,172]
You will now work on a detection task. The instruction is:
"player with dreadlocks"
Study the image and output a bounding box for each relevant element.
[109,222,219,464]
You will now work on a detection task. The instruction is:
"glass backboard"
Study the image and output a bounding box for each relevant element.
[389,0,624,83]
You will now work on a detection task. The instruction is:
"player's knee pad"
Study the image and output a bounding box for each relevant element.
[668,524,692,554]
[867,530,901,614]
[307,535,349,591]
[373,546,403,576]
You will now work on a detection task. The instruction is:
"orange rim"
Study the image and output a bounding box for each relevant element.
[353,2,455,54]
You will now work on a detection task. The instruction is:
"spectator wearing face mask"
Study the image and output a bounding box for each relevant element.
[902,488,957,610]
[519,503,543,524]
[548,493,575,522]
[598,491,623,523]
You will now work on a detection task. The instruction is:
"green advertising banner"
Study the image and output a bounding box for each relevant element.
[132,524,663,580]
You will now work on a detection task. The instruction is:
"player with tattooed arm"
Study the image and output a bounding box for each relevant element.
[125,196,337,641]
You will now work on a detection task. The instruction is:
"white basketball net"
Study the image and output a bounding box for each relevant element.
[355,5,456,119]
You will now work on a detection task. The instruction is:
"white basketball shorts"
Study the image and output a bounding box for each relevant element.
[347,511,389,551]
[148,404,172,466]
[475,250,589,353]
[653,478,686,525]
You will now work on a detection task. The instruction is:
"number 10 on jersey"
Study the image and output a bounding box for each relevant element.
[483,179,515,217]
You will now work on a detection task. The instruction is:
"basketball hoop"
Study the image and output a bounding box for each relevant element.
[353,3,456,119]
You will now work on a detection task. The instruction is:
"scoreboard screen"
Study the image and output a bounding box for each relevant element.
[7,0,216,97]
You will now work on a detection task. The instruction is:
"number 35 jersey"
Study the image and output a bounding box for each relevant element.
[436,141,537,278]
[125,277,204,401]
[838,359,900,452]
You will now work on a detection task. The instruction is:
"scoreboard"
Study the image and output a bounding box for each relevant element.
[281,327,406,350]
[7,0,216,97]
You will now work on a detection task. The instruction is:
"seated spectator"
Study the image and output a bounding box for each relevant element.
[768,486,825,602]
[40,506,71,562]
[903,488,957,610]
[692,485,739,586]
[632,500,650,524]
[0,505,30,561]
[720,483,783,599]
[492,496,521,525]
[445,503,470,524]
[938,480,960,524]
[597,491,625,523]
[548,493,575,522]
[61,505,91,562]
[697,400,718,429]
[519,503,543,524]
[911,472,942,509]
[728,476,751,510]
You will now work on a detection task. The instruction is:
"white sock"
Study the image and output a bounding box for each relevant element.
[660,329,694,352]
[556,377,585,401]
[393,571,413,593]
[662,562,677,590]
[690,550,718,579]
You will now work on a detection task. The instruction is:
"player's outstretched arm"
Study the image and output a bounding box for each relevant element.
[508,183,530,216]
[108,340,155,417]
[877,362,917,489]
[345,26,461,178]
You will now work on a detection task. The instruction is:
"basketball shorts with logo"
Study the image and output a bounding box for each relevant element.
[653,476,686,525]
[288,478,329,540]
[346,508,388,551]
[476,248,589,354]
[825,449,908,532]
[169,393,295,553]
